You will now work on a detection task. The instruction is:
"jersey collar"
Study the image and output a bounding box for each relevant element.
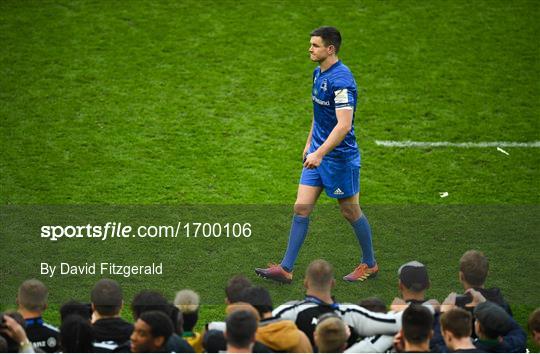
[320,59,341,74]
[25,317,44,326]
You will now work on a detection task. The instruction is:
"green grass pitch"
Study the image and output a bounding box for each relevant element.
[1,0,539,351]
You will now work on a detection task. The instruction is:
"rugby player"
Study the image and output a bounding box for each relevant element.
[255,26,377,283]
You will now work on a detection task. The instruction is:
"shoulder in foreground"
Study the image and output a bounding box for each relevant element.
[43,321,60,332]
[272,300,310,316]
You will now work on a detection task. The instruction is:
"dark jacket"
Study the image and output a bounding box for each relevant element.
[476,287,512,317]
[93,317,134,343]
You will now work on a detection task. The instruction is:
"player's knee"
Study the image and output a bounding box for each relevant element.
[294,203,313,217]
[340,205,360,222]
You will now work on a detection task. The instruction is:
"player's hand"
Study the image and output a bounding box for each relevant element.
[302,146,310,162]
[390,297,407,312]
[464,288,486,308]
[0,315,29,344]
[303,152,322,169]
[393,331,405,352]
[425,298,441,313]
[441,292,457,313]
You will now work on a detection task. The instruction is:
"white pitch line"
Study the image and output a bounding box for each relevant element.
[375,140,540,148]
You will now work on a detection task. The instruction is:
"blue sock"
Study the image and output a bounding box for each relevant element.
[280,215,309,272]
[351,214,376,267]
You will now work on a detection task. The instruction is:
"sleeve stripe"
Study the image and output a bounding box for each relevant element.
[335,106,353,111]
[338,307,397,324]
[273,300,310,317]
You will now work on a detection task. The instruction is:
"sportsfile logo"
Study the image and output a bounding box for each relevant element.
[40,221,252,241]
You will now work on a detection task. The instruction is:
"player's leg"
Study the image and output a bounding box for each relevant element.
[280,184,323,272]
[339,193,378,282]
[255,166,323,283]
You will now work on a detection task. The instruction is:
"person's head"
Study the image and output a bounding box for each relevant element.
[309,26,342,62]
[304,259,335,293]
[91,279,123,317]
[60,300,92,323]
[459,250,489,288]
[225,303,260,322]
[440,308,473,350]
[398,261,430,298]
[174,289,199,333]
[131,290,170,320]
[474,301,512,340]
[130,311,173,353]
[60,315,95,353]
[239,286,273,318]
[314,313,348,353]
[17,279,48,314]
[358,297,387,313]
[401,304,434,350]
[528,308,540,346]
[225,275,252,304]
[225,310,257,351]
[170,304,184,336]
[203,329,227,353]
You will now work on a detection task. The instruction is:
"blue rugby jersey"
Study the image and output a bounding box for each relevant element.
[310,60,359,161]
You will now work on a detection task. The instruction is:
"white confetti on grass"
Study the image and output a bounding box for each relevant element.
[497,147,510,155]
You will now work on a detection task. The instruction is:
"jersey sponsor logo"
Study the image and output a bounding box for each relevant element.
[47,337,57,348]
[333,188,344,195]
[335,89,349,104]
[312,95,330,106]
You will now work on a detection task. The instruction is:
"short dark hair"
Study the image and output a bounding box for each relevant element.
[171,305,184,335]
[239,286,273,318]
[225,275,252,303]
[310,26,342,54]
[131,290,171,319]
[225,310,257,349]
[91,279,123,316]
[358,297,387,313]
[60,300,92,322]
[402,304,434,345]
[139,311,174,342]
[203,330,227,353]
[440,307,472,338]
[460,250,488,287]
[60,315,95,353]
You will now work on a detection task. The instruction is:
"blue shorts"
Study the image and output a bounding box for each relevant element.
[300,156,360,199]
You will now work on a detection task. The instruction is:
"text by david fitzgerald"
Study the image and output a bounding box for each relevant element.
[41,262,163,278]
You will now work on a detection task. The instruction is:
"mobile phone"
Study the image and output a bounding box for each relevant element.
[455,293,473,307]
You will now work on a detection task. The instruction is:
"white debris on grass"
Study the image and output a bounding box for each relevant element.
[496,147,510,156]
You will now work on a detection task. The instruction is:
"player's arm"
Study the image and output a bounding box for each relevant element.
[304,108,352,168]
[303,117,314,161]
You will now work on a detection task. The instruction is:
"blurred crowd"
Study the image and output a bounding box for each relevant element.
[1,250,538,353]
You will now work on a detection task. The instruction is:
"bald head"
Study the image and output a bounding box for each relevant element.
[306,260,334,291]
